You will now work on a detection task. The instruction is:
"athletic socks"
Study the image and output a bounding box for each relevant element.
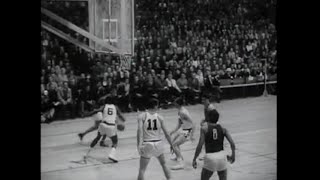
[171,159,184,170]
[108,147,118,163]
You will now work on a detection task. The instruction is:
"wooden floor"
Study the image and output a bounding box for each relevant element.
[41,95,277,180]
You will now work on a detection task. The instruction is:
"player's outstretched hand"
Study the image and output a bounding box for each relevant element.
[192,159,197,169]
[227,155,235,164]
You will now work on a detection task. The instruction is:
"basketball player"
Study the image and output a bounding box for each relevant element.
[170,98,196,170]
[198,96,217,160]
[83,98,126,162]
[78,97,123,147]
[192,109,236,180]
[78,110,108,147]
[137,99,173,180]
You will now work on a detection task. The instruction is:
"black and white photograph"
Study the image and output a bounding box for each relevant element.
[41,0,277,179]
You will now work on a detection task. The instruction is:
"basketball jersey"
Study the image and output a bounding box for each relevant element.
[102,104,117,124]
[142,112,162,141]
[204,124,224,153]
[178,107,193,130]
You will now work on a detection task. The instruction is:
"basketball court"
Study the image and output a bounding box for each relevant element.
[41,96,277,180]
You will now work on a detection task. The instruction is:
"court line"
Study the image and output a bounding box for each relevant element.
[42,129,276,174]
[232,128,276,137]
[41,127,275,150]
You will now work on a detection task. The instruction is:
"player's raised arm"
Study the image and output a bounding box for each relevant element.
[158,115,173,147]
[116,105,126,122]
[83,105,104,117]
[223,127,236,163]
[192,126,206,169]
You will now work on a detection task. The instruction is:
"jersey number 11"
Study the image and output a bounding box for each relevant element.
[147,119,158,130]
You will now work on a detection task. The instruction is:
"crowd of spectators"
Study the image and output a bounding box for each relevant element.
[41,0,277,123]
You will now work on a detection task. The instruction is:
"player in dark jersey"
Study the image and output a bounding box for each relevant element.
[198,96,216,161]
[192,109,236,180]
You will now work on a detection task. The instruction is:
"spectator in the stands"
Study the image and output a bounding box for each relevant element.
[196,69,205,91]
[154,73,169,106]
[130,75,145,111]
[58,67,69,82]
[69,78,81,117]
[143,73,158,102]
[176,73,189,104]
[41,90,56,123]
[41,76,46,93]
[189,72,201,104]
[116,79,130,112]
[46,75,58,94]
[57,81,75,118]
[79,84,96,116]
[105,77,115,95]
[166,73,181,102]
[95,81,106,103]
[204,72,222,103]
[68,70,77,83]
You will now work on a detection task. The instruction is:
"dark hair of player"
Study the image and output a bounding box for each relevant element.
[174,97,184,106]
[147,98,159,109]
[204,95,216,103]
[104,96,114,105]
[207,109,219,124]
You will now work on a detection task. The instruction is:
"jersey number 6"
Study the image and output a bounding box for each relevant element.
[107,108,113,115]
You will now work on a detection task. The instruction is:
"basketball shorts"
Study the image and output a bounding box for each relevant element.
[98,122,117,137]
[139,140,164,158]
[203,151,227,172]
[180,128,192,139]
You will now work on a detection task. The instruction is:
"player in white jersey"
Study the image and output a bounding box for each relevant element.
[78,97,123,147]
[83,98,126,162]
[169,98,196,170]
[137,99,173,180]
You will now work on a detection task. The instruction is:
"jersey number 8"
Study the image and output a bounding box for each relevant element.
[212,128,218,140]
